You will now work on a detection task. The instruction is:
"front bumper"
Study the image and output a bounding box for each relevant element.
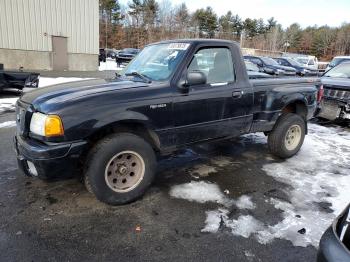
[14,135,87,180]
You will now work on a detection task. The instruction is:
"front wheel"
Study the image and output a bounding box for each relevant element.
[84,133,156,205]
[268,113,306,158]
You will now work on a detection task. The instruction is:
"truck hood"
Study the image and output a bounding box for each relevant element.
[20,78,148,110]
[321,77,350,90]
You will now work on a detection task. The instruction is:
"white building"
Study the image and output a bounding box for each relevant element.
[0,0,99,71]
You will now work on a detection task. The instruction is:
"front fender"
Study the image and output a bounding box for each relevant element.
[94,110,150,129]
[62,109,153,141]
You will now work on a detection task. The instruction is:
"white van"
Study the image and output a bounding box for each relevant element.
[294,56,319,70]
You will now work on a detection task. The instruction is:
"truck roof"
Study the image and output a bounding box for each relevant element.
[151,39,238,46]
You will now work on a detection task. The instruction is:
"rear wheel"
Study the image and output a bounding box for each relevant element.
[268,113,306,158]
[84,133,156,205]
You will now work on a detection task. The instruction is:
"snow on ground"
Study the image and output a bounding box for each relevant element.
[170,123,350,248]
[169,181,229,205]
[0,98,18,114]
[257,123,350,247]
[99,59,124,71]
[235,195,256,210]
[241,132,268,144]
[39,77,89,88]
[0,121,16,128]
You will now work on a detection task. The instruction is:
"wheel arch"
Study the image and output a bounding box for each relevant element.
[280,99,308,134]
[281,99,308,120]
[87,120,161,152]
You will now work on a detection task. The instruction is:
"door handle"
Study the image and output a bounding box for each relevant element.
[232,90,243,99]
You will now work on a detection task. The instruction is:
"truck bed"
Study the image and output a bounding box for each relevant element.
[250,77,319,87]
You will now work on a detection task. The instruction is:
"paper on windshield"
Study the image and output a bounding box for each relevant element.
[167,43,190,50]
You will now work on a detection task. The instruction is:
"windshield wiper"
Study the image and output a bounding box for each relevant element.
[125,71,152,83]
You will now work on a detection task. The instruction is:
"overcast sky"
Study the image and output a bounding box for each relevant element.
[120,0,350,28]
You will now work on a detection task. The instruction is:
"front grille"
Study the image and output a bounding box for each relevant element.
[324,88,350,101]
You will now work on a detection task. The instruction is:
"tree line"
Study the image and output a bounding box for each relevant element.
[99,0,350,60]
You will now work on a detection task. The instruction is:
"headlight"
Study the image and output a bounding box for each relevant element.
[30,112,64,137]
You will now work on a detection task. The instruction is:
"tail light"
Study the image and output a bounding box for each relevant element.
[317,85,324,102]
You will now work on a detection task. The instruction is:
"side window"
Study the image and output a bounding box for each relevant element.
[281,60,288,66]
[188,48,235,84]
[308,60,315,66]
[250,58,263,66]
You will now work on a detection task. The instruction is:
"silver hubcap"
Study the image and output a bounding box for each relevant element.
[285,125,302,151]
[105,151,145,193]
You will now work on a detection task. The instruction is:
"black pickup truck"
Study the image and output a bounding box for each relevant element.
[14,39,322,205]
[0,68,40,92]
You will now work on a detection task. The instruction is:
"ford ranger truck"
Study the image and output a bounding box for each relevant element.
[14,39,322,205]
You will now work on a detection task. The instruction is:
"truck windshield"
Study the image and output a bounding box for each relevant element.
[121,43,190,81]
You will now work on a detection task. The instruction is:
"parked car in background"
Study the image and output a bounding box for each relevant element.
[317,204,350,262]
[106,49,117,59]
[0,67,39,92]
[14,39,321,205]
[244,55,296,76]
[116,48,140,66]
[326,56,350,72]
[244,60,273,79]
[318,62,350,122]
[99,48,106,64]
[274,57,318,76]
[294,56,319,70]
[318,61,330,73]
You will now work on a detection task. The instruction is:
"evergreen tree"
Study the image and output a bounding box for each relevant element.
[219,11,234,35]
[193,7,218,38]
[243,18,258,37]
[267,17,277,31]
[285,23,302,51]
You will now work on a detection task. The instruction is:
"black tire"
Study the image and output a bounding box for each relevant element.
[84,174,93,194]
[268,113,306,159]
[84,133,156,205]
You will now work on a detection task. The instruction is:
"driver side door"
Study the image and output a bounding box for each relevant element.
[172,47,240,145]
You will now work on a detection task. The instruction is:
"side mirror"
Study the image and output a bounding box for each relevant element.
[187,71,207,86]
[178,71,207,93]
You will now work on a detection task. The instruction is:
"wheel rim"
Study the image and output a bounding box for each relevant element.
[104,151,145,193]
[285,124,302,151]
